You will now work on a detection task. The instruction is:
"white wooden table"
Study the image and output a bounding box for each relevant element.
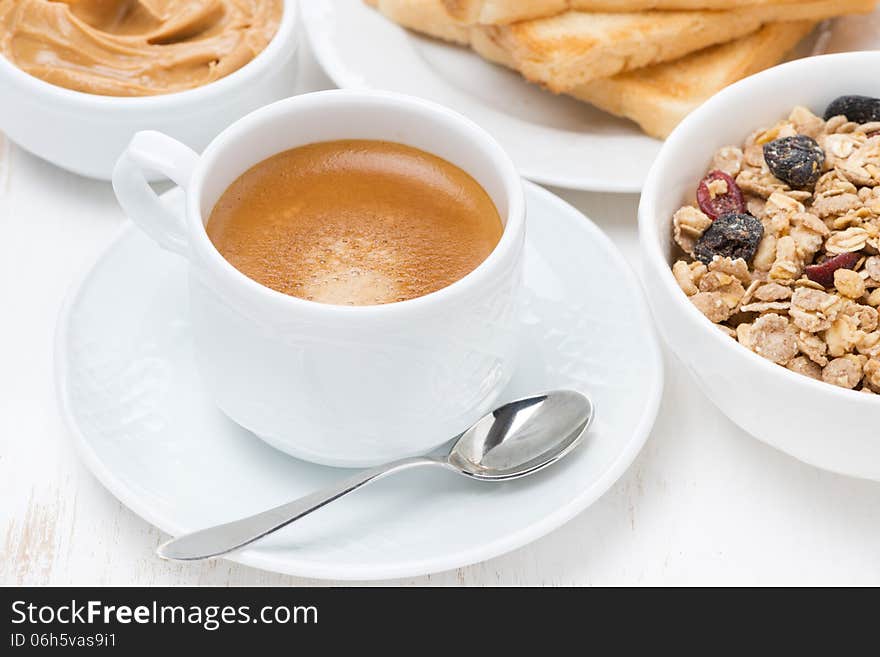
[3,38,880,587]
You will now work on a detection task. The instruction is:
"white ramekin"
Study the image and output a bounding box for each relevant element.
[0,0,298,180]
[112,89,526,468]
[639,51,880,481]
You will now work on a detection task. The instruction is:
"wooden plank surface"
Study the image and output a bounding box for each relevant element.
[2,38,880,587]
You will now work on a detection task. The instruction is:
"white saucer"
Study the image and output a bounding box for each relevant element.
[56,183,663,580]
[302,1,880,193]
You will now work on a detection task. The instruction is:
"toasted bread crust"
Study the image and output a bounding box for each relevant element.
[488,0,874,91]
[443,0,566,24]
[443,0,848,25]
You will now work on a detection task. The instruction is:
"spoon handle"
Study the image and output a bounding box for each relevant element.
[157,456,446,561]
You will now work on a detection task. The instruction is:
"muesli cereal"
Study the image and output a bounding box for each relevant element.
[671,95,880,394]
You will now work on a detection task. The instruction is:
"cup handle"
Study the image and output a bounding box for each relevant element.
[112,131,200,258]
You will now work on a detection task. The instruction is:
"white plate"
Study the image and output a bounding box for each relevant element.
[302,0,659,192]
[301,1,880,192]
[56,183,663,580]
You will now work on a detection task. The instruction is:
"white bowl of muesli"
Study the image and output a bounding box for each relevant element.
[639,52,880,480]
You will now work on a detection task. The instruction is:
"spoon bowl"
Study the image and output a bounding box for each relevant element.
[449,391,594,480]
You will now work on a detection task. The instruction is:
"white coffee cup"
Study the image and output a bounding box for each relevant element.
[113,90,526,467]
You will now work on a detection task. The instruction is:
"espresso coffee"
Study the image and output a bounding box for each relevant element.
[206,140,503,306]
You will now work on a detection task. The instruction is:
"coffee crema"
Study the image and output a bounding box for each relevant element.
[207,140,503,306]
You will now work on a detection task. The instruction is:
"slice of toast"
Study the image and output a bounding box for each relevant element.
[468,16,816,138]
[444,0,825,25]
[569,21,817,138]
[482,0,874,92]
[367,1,817,138]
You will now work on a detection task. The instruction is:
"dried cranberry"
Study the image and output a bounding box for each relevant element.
[693,212,763,265]
[804,252,861,288]
[696,170,745,220]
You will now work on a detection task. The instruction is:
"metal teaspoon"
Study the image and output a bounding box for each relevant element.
[158,390,595,561]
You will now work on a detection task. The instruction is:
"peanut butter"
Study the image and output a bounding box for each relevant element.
[0,0,283,96]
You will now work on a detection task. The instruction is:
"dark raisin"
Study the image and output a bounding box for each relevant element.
[696,170,745,220]
[763,135,825,188]
[823,95,880,123]
[804,252,861,288]
[693,213,764,265]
